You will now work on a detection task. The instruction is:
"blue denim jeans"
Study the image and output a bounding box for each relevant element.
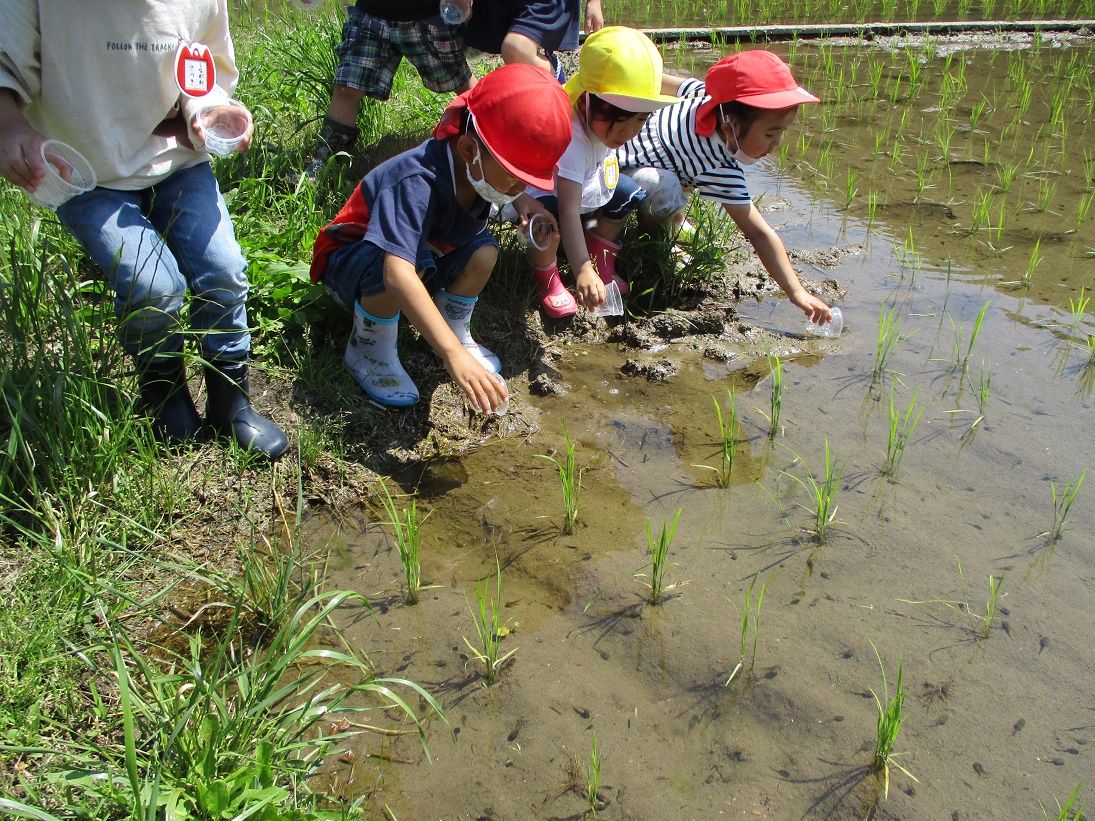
[56,162,250,363]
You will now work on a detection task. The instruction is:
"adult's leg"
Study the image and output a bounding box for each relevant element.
[57,186,200,442]
[148,163,287,459]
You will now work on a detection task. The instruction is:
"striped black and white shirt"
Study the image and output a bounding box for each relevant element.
[618,78,751,207]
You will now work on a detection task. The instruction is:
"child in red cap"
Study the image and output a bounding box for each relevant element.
[311,63,572,412]
[619,50,833,325]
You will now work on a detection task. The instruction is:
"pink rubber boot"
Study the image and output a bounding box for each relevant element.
[584,230,629,295]
[532,262,577,319]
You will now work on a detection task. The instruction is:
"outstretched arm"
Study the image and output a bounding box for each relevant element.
[724,201,831,323]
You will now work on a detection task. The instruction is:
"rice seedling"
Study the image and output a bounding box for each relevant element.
[843,168,859,210]
[463,556,518,683]
[965,360,992,429]
[1033,178,1057,213]
[1043,469,1087,543]
[537,428,582,534]
[583,733,602,815]
[866,189,880,232]
[377,479,426,605]
[882,383,922,477]
[1077,191,1094,227]
[1041,782,1084,820]
[785,441,844,544]
[978,573,1005,640]
[1067,286,1090,332]
[1086,333,1095,363]
[698,388,738,487]
[873,305,906,382]
[725,576,766,685]
[1022,237,1043,287]
[638,508,683,605]
[767,355,783,439]
[951,302,990,372]
[868,641,916,800]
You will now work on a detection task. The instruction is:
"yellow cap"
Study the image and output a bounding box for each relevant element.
[565,27,680,113]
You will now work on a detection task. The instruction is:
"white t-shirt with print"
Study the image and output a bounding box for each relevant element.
[533,110,620,214]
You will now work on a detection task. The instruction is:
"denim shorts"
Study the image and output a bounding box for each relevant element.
[335,5,472,99]
[323,231,498,312]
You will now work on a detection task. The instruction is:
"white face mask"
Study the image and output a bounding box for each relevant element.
[465,145,520,207]
[723,118,760,166]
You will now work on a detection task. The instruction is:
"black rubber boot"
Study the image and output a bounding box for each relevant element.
[304,116,360,178]
[204,361,289,461]
[136,357,202,444]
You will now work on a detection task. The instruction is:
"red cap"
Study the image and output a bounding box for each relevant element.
[434,63,573,189]
[695,51,819,137]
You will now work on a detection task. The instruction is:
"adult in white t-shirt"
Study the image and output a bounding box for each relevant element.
[0,0,287,459]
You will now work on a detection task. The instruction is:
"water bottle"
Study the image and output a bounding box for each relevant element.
[439,0,471,24]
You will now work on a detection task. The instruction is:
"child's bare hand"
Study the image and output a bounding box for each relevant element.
[575,264,605,309]
[444,349,508,414]
[791,290,832,325]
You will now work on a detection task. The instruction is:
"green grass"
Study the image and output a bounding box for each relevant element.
[1041,782,1084,820]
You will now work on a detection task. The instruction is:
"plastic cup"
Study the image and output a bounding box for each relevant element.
[590,280,624,318]
[489,372,509,416]
[806,306,843,338]
[439,0,471,24]
[26,140,96,209]
[197,99,252,158]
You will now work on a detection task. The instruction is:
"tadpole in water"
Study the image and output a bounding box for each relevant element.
[1012,718,1025,735]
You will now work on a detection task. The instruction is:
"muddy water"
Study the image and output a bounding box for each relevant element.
[313,40,1093,819]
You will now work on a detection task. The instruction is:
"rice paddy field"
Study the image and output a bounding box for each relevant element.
[311,25,1094,821]
[1,1,1091,818]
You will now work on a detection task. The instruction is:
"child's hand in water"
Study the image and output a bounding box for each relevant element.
[791,290,832,325]
[575,263,605,309]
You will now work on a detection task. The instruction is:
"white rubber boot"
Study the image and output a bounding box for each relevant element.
[343,303,419,407]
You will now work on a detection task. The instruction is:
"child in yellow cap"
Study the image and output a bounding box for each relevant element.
[513,27,679,318]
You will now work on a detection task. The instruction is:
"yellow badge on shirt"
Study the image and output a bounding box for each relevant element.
[603,154,620,190]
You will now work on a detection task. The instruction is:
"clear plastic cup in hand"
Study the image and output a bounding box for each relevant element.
[488,372,509,416]
[590,279,624,318]
[439,0,472,24]
[806,306,843,338]
[197,99,252,157]
[26,140,96,209]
